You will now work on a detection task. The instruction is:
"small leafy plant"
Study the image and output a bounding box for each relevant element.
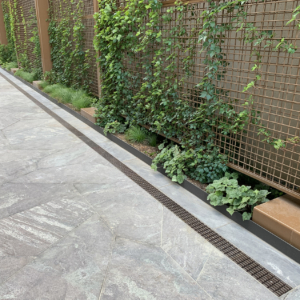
[125,126,147,143]
[71,90,93,110]
[15,69,39,83]
[151,143,191,184]
[104,121,126,136]
[188,148,228,184]
[206,172,270,221]
[147,134,157,147]
[39,80,50,89]
[42,82,93,110]
[0,44,15,65]
[151,143,228,184]
[2,61,18,70]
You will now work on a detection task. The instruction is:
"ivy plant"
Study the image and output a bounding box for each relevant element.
[151,143,228,184]
[206,172,270,220]
[151,143,192,184]
[0,0,16,64]
[48,0,92,92]
[103,121,126,136]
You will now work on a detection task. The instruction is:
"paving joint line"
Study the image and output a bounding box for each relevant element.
[0,71,293,298]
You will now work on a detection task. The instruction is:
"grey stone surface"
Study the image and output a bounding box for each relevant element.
[0,95,34,107]
[162,207,214,280]
[4,124,70,145]
[100,238,210,300]
[1,114,82,151]
[123,158,174,188]
[197,248,278,300]
[0,130,9,150]
[100,142,136,162]
[0,215,113,300]
[0,195,93,283]
[0,113,19,130]
[84,185,162,246]
[0,183,79,219]
[12,161,126,184]
[0,149,55,184]
[3,118,57,134]
[8,133,82,151]
[0,105,52,120]
[216,222,300,287]
[284,286,300,299]
[37,143,111,169]
[0,101,44,115]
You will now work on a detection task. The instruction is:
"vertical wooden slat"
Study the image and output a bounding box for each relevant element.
[93,0,101,98]
[0,0,8,45]
[34,0,52,73]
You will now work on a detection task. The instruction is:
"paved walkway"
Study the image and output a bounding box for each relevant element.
[0,73,299,299]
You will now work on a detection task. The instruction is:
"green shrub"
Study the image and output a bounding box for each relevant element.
[188,148,228,183]
[206,172,270,221]
[15,70,39,83]
[125,126,147,143]
[0,44,15,64]
[2,61,18,70]
[39,81,50,89]
[151,143,194,184]
[104,121,126,136]
[71,90,92,110]
[43,84,73,103]
[151,143,227,184]
[43,83,59,94]
[51,85,74,103]
[42,83,93,110]
[147,134,157,147]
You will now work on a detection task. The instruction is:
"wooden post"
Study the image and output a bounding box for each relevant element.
[34,0,52,73]
[0,0,8,45]
[93,0,101,98]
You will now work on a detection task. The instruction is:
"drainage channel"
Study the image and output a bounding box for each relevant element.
[0,72,293,297]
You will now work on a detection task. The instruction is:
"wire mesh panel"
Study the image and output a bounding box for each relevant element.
[117,0,300,199]
[214,0,300,198]
[11,0,41,71]
[49,0,99,96]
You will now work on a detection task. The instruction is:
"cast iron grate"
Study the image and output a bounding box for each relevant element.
[0,72,293,298]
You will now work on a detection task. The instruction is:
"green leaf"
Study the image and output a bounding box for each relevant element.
[226,207,235,215]
[242,212,252,221]
[177,174,185,184]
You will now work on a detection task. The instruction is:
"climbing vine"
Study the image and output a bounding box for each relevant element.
[0,0,17,64]
[48,0,92,91]
[28,7,42,78]
[94,0,300,183]
[2,0,42,77]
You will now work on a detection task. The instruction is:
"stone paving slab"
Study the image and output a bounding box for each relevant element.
[0,215,113,300]
[0,71,298,299]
